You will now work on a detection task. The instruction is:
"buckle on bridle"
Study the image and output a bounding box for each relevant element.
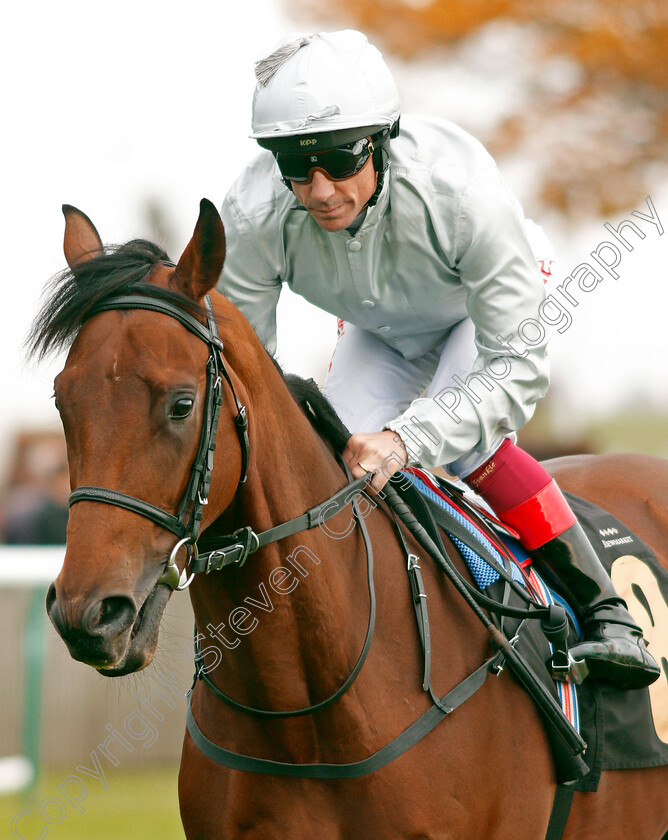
[204,526,260,573]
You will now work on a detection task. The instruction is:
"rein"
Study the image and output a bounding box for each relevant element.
[192,477,378,719]
[191,470,371,574]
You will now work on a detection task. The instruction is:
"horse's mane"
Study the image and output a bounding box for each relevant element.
[284,374,350,456]
[28,235,349,455]
[27,239,207,361]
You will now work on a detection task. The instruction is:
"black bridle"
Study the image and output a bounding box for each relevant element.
[67,289,372,588]
[68,291,250,590]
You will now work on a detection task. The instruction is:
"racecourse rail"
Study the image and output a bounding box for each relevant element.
[0,547,64,796]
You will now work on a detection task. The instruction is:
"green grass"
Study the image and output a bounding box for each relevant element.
[1,764,185,839]
[588,410,668,459]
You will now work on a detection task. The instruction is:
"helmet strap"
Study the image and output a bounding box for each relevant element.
[366,175,383,208]
[366,122,397,207]
[366,144,390,208]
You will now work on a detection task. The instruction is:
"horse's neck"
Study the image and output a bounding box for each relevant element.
[189,337,491,763]
[236,370,349,547]
[193,361,366,713]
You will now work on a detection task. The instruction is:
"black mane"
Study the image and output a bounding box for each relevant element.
[28,235,349,454]
[284,374,351,455]
[27,239,206,361]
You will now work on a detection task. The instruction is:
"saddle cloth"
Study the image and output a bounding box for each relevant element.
[403,468,668,791]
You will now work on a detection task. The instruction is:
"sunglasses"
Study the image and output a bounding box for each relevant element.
[275,137,374,184]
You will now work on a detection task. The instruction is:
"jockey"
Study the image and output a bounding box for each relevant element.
[218,30,659,689]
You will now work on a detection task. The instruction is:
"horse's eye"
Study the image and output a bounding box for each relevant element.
[170,398,194,420]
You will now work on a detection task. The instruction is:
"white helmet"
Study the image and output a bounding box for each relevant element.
[251,30,401,153]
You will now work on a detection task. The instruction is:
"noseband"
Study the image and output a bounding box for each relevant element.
[68,289,250,589]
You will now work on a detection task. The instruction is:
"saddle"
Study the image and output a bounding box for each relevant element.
[391,468,668,792]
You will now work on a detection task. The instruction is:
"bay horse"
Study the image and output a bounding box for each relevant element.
[32,200,668,839]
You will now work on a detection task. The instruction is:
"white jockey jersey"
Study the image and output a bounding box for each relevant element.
[219,114,550,467]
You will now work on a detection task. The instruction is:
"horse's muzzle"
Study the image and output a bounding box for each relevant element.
[46,583,136,667]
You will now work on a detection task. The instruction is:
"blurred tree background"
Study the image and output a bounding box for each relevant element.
[294,0,668,217]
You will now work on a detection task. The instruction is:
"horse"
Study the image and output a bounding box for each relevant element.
[31,199,668,839]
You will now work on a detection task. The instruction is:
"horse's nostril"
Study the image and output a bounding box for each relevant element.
[46,582,63,631]
[46,582,57,612]
[82,596,136,638]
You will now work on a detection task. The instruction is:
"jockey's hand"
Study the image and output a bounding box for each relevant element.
[343,430,409,491]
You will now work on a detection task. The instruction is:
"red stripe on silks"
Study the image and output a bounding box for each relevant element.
[328,319,346,372]
[538,258,555,282]
[496,480,577,551]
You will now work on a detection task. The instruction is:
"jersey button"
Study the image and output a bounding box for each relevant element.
[347,239,362,252]
[378,325,391,333]
[361,299,375,309]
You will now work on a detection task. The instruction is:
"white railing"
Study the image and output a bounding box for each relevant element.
[0,546,64,795]
[0,545,64,587]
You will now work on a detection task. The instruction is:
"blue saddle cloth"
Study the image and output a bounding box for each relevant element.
[403,470,525,589]
[403,470,576,621]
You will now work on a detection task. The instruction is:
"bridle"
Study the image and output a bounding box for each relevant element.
[67,284,379,716]
[68,287,250,590]
[67,286,371,589]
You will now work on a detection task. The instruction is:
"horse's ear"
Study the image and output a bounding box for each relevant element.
[62,205,103,268]
[173,199,226,301]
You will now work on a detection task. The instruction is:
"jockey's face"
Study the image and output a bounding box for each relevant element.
[290,156,377,232]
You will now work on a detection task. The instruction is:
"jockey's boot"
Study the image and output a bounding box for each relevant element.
[531,521,660,690]
[462,438,659,690]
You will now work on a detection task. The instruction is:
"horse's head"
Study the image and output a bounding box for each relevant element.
[34,200,244,675]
